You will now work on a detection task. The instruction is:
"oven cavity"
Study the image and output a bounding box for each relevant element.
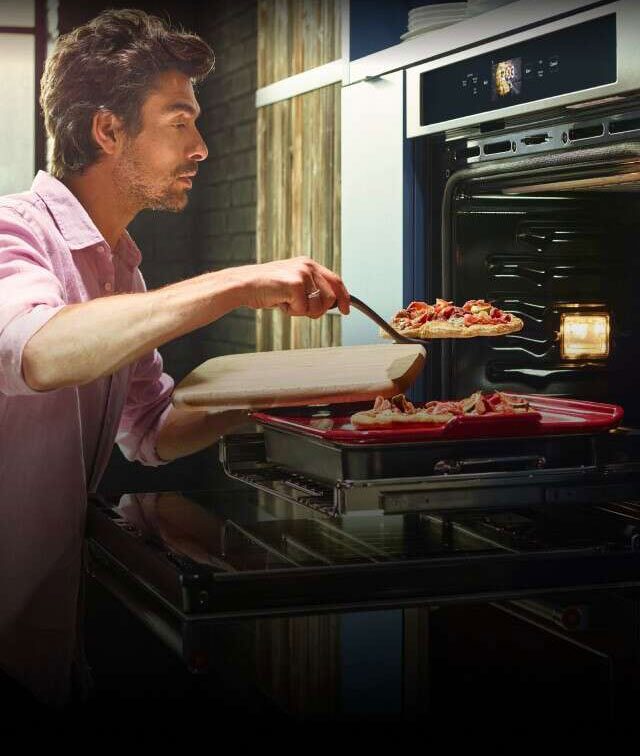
[434,142,640,424]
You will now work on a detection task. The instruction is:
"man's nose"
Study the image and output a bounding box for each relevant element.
[189,127,208,162]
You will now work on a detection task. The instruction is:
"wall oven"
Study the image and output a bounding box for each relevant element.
[404,0,640,425]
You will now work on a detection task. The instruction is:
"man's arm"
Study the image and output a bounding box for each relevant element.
[22,256,350,391]
[155,406,249,461]
[23,268,241,391]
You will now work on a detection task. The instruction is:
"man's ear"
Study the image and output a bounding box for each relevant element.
[91,109,126,157]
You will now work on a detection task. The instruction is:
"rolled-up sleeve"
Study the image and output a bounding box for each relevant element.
[0,208,66,396]
[116,347,174,466]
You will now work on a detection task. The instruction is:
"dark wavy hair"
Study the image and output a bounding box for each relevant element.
[40,9,215,178]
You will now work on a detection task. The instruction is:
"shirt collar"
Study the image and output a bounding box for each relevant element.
[31,171,105,250]
[31,171,142,270]
[114,231,143,270]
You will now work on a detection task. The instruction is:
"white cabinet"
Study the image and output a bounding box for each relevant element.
[341,70,404,346]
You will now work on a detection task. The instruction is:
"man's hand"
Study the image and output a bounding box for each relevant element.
[232,256,350,318]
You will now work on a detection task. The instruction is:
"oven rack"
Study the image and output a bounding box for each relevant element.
[220,433,640,518]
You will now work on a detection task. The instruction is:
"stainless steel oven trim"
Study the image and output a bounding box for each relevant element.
[463,108,640,163]
[407,0,640,138]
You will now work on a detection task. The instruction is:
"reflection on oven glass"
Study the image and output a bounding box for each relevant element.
[492,57,522,100]
[117,492,228,568]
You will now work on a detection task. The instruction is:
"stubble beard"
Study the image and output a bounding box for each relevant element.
[114,143,189,214]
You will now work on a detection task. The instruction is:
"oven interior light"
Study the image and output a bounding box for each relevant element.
[560,313,610,359]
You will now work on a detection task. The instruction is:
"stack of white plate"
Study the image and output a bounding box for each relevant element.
[401,3,468,41]
[467,0,515,16]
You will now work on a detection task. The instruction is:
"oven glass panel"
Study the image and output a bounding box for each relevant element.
[101,489,640,577]
[420,14,616,126]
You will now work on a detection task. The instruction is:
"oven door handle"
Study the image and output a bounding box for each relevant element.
[434,455,546,475]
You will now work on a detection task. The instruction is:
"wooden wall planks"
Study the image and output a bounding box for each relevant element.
[257,0,341,88]
[256,83,341,350]
[257,0,342,351]
[254,613,341,717]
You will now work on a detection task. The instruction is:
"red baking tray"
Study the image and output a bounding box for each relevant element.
[250,395,624,445]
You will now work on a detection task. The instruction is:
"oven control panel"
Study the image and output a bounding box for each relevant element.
[420,14,616,128]
[404,5,632,139]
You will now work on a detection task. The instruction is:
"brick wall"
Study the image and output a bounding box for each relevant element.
[193,0,258,359]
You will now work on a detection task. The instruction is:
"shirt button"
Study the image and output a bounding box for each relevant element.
[97,245,105,253]
[104,281,113,292]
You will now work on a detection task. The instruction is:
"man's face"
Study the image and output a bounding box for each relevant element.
[113,70,208,212]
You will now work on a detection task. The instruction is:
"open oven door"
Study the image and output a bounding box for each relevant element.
[87,477,640,622]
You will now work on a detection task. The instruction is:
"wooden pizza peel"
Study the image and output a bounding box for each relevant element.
[173,343,426,411]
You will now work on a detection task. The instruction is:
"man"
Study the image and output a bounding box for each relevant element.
[0,9,350,708]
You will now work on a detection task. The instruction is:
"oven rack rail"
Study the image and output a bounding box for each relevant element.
[219,433,640,518]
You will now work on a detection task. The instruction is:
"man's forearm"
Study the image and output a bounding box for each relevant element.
[22,269,246,391]
[155,406,249,461]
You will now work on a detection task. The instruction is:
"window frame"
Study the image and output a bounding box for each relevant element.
[0,0,48,175]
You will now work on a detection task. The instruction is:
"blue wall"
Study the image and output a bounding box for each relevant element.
[349,0,457,60]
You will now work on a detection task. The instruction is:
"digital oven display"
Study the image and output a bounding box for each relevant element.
[492,57,522,101]
[420,14,617,127]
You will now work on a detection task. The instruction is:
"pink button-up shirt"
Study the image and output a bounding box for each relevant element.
[0,171,174,705]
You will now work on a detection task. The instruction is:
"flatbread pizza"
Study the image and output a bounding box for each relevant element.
[388,299,523,339]
[351,391,534,428]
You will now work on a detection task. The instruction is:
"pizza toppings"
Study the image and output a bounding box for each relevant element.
[462,299,512,325]
[423,391,532,417]
[404,299,512,326]
[389,298,521,339]
[351,391,534,427]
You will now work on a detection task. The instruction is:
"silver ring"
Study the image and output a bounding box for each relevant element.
[307,289,321,299]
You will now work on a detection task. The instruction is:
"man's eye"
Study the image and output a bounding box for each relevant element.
[174,123,186,129]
